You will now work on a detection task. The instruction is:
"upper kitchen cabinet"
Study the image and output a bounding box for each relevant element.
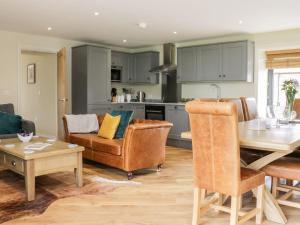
[72,45,111,114]
[133,52,159,84]
[177,40,254,83]
[111,51,132,83]
[177,47,197,82]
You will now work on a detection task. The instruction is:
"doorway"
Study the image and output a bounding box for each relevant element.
[19,48,67,139]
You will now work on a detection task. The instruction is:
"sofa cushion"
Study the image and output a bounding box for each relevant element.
[92,137,123,156]
[98,113,121,139]
[0,112,22,135]
[111,110,134,139]
[69,133,98,148]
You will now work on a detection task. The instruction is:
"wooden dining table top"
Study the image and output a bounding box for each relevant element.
[181,120,300,152]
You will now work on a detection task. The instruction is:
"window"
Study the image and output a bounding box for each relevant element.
[269,68,300,106]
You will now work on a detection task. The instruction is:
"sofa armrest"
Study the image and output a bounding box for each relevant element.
[122,120,173,171]
[21,119,36,135]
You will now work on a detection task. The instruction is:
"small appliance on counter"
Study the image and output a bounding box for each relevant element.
[111,88,117,102]
[136,91,146,102]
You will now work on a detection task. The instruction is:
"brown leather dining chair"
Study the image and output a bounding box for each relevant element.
[240,97,258,121]
[186,101,265,225]
[293,98,300,119]
[219,98,245,122]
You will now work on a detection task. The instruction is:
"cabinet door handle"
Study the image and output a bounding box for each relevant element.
[11,160,16,167]
[223,74,226,78]
[174,106,178,110]
[218,75,222,78]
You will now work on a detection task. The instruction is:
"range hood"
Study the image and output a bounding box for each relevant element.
[149,43,177,73]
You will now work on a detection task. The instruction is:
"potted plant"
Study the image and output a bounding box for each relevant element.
[282,79,299,120]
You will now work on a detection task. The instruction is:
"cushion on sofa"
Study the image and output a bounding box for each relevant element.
[111,110,134,139]
[98,113,121,139]
[0,112,22,135]
[92,137,123,156]
[69,133,98,148]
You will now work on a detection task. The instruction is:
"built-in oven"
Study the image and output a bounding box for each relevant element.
[111,66,122,82]
[145,105,165,121]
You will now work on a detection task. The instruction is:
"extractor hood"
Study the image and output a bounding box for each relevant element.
[149,43,177,74]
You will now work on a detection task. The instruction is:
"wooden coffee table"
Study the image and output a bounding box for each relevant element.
[0,137,84,201]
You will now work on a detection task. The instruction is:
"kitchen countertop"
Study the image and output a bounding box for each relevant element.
[111,102,186,106]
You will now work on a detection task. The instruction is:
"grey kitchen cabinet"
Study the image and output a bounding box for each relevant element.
[111,51,132,83]
[111,51,122,66]
[197,44,222,81]
[133,52,159,84]
[177,40,254,83]
[165,105,190,140]
[111,103,133,111]
[177,47,197,82]
[87,104,112,115]
[132,104,145,119]
[72,45,111,114]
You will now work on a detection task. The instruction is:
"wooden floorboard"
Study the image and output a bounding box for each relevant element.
[3,147,300,225]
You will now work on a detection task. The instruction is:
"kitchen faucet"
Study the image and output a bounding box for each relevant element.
[210,83,221,99]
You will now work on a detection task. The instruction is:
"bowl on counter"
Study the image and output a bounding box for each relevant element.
[17,132,33,143]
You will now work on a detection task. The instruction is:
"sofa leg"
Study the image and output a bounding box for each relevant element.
[157,164,162,172]
[127,172,133,180]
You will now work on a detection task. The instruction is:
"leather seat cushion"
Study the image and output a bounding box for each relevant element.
[240,168,265,194]
[69,133,97,148]
[92,137,123,156]
[262,157,300,181]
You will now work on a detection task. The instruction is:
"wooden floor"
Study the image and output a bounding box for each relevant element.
[3,147,300,225]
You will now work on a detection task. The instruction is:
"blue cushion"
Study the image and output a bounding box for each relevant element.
[111,110,134,139]
[0,112,22,135]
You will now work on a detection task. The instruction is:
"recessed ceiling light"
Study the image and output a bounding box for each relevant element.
[173,31,178,34]
[47,27,52,31]
[138,22,147,29]
[94,12,100,16]
[123,39,127,43]
[238,20,243,25]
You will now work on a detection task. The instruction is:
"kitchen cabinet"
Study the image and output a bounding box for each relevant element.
[133,52,159,84]
[111,103,133,111]
[111,51,122,66]
[87,104,112,115]
[132,104,145,119]
[177,40,254,83]
[165,105,190,140]
[72,45,110,114]
[177,47,197,82]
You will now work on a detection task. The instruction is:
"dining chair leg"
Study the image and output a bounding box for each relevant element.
[230,196,239,225]
[272,177,278,198]
[238,196,242,210]
[192,188,205,225]
[256,185,264,225]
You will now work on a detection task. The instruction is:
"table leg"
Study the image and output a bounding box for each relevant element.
[24,160,35,201]
[75,152,83,187]
[246,151,292,224]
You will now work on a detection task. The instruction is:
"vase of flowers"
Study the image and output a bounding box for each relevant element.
[282,79,299,120]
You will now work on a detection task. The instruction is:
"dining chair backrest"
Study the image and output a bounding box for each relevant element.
[293,99,300,119]
[195,98,219,102]
[185,101,241,196]
[240,97,257,121]
[219,98,244,122]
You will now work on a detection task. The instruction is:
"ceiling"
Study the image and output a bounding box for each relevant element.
[0,0,300,48]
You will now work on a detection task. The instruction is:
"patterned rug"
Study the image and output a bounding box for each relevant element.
[0,169,119,224]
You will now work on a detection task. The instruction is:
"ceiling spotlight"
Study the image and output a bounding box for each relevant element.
[47,27,52,31]
[173,31,178,34]
[94,12,100,16]
[138,22,147,29]
[123,39,127,43]
[238,20,243,25]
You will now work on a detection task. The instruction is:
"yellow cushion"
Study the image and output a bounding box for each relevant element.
[98,113,121,139]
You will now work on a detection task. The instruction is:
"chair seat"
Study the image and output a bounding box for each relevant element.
[92,138,123,156]
[262,157,300,181]
[241,168,265,194]
[69,133,98,148]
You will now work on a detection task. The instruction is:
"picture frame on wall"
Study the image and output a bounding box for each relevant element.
[27,63,36,84]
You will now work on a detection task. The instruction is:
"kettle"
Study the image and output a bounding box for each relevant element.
[136,91,146,102]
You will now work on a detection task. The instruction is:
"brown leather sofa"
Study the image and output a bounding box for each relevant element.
[63,115,173,179]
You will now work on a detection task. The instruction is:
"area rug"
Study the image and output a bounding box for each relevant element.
[0,169,122,224]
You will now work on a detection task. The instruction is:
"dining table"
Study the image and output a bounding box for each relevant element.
[181,120,300,224]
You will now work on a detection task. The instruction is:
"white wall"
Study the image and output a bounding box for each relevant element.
[21,51,57,136]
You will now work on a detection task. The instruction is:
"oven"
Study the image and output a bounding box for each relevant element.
[145,105,165,121]
[111,66,122,82]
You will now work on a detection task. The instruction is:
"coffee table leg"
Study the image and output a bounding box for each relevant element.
[75,152,83,187]
[25,160,35,201]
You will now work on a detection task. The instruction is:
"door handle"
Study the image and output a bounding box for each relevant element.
[58,98,68,102]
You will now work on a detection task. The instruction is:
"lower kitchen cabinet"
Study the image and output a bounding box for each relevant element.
[87,104,112,115]
[165,105,190,140]
[111,104,133,111]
